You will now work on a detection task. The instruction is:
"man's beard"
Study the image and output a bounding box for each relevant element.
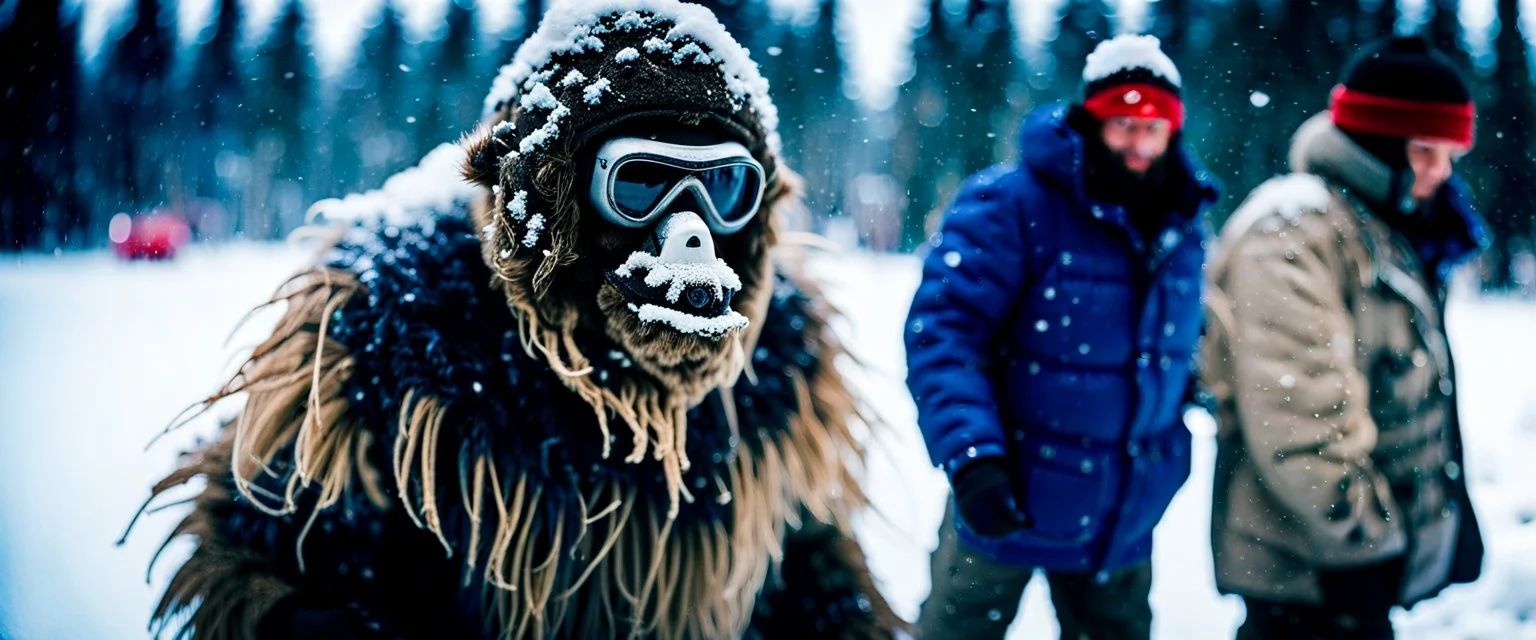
[1082,136,1171,207]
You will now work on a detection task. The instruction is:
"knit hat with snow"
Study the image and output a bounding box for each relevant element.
[1331,35,1475,168]
[472,1,782,251]
[1080,34,1184,131]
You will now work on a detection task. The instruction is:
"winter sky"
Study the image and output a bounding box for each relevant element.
[70,0,1503,110]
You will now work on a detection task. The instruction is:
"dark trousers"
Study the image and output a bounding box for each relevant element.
[1236,559,1405,640]
[916,504,1152,640]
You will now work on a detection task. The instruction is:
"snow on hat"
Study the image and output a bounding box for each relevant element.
[482,0,779,157]
[1331,35,1474,148]
[1081,34,1184,130]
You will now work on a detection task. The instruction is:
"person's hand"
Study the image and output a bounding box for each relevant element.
[953,460,1032,538]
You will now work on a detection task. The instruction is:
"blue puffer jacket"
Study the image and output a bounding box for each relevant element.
[905,103,1219,573]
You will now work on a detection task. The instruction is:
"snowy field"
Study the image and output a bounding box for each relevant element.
[1,244,1534,639]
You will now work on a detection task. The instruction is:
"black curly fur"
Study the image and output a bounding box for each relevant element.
[211,212,871,638]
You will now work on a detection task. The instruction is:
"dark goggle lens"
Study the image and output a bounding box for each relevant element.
[612,160,687,218]
[697,164,761,223]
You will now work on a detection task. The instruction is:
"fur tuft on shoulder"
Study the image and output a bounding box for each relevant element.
[142,430,295,640]
[132,267,389,639]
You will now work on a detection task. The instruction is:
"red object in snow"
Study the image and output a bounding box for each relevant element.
[110,213,191,260]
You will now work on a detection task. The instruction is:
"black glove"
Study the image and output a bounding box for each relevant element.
[952,459,1032,539]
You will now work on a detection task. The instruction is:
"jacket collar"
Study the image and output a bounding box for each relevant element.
[1289,112,1490,284]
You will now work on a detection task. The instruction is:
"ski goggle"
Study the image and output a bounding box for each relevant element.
[589,137,766,235]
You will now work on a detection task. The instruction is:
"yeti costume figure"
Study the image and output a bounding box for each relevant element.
[134,2,902,638]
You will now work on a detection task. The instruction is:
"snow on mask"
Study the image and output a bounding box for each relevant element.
[608,211,748,338]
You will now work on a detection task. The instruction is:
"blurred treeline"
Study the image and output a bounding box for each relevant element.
[1,0,1532,290]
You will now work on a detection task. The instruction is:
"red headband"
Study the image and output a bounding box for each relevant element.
[1330,84,1475,147]
[1083,83,1185,131]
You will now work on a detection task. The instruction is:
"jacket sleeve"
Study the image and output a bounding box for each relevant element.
[1221,214,1406,565]
[904,166,1028,478]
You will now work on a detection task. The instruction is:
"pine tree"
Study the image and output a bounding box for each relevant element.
[891,0,1025,250]
[185,0,247,238]
[950,0,1016,176]
[323,55,367,196]
[1049,0,1110,105]
[1352,0,1397,42]
[0,0,82,250]
[1475,0,1536,289]
[892,0,960,250]
[423,0,483,147]
[1426,0,1461,58]
[774,0,850,222]
[1195,0,1284,227]
[248,0,316,239]
[55,4,83,247]
[100,0,175,216]
[358,1,415,182]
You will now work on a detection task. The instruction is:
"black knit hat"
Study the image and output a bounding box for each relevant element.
[1340,35,1471,106]
[1332,35,1475,161]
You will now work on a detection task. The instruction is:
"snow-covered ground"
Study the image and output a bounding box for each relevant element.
[1,244,1533,639]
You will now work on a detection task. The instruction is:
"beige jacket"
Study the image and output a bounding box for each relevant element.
[1203,113,1482,606]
